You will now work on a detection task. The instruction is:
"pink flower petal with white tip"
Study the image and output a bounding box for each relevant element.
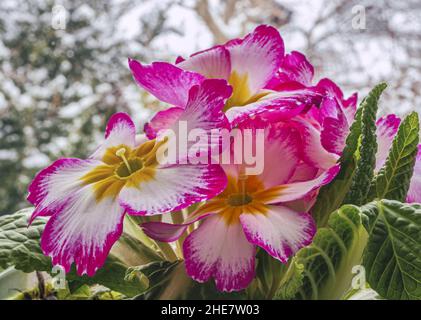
[240,205,315,263]
[375,114,401,171]
[296,119,339,170]
[144,107,184,140]
[276,51,314,86]
[90,113,136,160]
[183,215,255,292]
[27,158,102,224]
[262,164,340,204]
[177,45,231,80]
[226,88,318,128]
[227,25,284,95]
[128,59,204,107]
[40,188,125,276]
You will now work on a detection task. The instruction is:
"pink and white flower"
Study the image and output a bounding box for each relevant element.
[142,117,340,291]
[27,79,232,276]
[129,25,323,134]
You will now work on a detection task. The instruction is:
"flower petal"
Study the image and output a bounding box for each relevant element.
[320,97,350,155]
[407,145,421,203]
[27,158,101,224]
[277,51,314,86]
[165,79,232,161]
[119,164,227,215]
[183,215,255,292]
[226,88,318,128]
[129,59,204,107]
[296,118,339,170]
[141,210,214,242]
[177,45,231,79]
[227,25,284,94]
[40,188,125,276]
[262,164,340,204]
[375,114,401,171]
[90,113,136,160]
[237,116,301,187]
[240,205,315,263]
[144,107,184,140]
[316,78,357,125]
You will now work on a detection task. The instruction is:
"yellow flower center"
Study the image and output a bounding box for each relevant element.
[80,139,168,201]
[195,173,270,225]
[224,71,269,111]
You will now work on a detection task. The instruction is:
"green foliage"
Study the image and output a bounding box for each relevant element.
[368,112,420,202]
[274,260,304,300]
[343,83,387,205]
[361,200,421,300]
[294,205,368,300]
[0,208,50,272]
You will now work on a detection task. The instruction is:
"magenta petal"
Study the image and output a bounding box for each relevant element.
[226,88,319,128]
[183,215,256,292]
[178,45,231,80]
[104,112,135,139]
[240,205,316,263]
[141,211,213,242]
[296,119,339,169]
[41,194,125,276]
[375,114,401,171]
[320,97,350,155]
[128,59,204,107]
[90,112,136,160]
[279,51,314,86]
[144,107,184,140]
[227,25,284,93]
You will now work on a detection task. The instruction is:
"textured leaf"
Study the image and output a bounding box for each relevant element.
[361,200,421,300]
[0,208,50,272]
[295,205,368,300]
[343,83,387,205]
[274,261,304,300]
[368,112,419,202]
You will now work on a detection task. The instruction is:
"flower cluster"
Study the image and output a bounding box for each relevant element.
[28,25,421,292]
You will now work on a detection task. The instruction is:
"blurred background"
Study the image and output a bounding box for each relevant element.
[0,0,420,215]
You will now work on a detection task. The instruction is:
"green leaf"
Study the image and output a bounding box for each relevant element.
[0,208,50,272]
[0,208,159,297]
[295,205,368,300]
[274,260,304,300]
[343,82,387,206]
[368,112,420,202]
[361,200,421,300]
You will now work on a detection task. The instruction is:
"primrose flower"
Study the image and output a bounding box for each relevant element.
[142,117,340,291]
[27,79,231,276]
[129,25,321,135]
